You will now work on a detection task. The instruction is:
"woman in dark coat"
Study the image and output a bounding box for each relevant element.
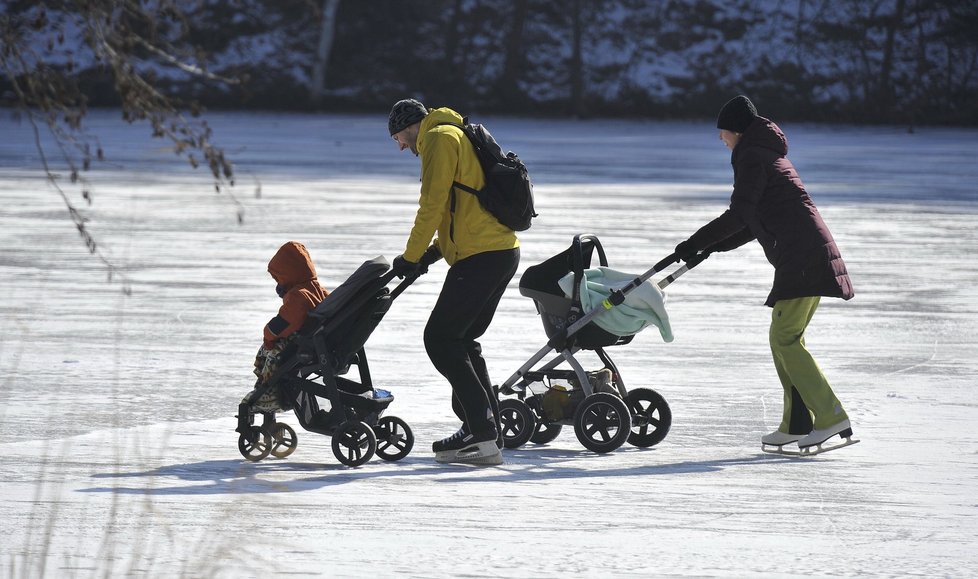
[674,95,855,453]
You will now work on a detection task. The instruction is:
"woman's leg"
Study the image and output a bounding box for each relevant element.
[770,297,848,430]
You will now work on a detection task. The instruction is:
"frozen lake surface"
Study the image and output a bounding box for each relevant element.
[1,111,977,577]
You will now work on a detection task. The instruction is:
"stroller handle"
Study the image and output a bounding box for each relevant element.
[660,250,710,270]
[572,234,609,269]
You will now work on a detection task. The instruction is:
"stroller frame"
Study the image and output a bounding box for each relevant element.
[236,254,436,467]
[497,234,705,454]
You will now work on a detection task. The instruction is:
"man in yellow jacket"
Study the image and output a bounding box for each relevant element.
[389,98,520,465]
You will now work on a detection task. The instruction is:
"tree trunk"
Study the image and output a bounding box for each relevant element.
[877,0,906,116]
[497,0,529,107]
[569,0,584,117]
[441,0,464,104]
[310,0,341,102]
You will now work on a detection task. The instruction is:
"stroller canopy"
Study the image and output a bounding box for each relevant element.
[557,267,673,342]
[308,256,390,322]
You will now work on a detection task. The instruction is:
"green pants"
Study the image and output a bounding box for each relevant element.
[770,297,848,432]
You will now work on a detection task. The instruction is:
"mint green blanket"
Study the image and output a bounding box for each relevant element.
[557,267,673,343]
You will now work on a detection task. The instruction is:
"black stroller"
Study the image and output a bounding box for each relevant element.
[236,253,435,467]
[496,234,705,454]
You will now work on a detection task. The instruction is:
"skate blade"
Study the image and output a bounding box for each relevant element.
[762,443,801,456]
[765,436,860,457]
[434,441,503,465]
[798,436,860,456]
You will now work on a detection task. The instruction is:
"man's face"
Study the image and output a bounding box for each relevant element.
[393,124,420,156]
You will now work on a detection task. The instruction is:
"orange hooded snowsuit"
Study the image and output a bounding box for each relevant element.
[263,241,329,348]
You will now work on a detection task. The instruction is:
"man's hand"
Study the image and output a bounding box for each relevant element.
[392,255,420,278]
[421,244,442,265]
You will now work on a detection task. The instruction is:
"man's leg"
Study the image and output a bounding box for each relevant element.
[770,297,848,430]
[426,249,518,435]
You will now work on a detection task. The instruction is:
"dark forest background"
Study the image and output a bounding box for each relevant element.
[4,0,978,126]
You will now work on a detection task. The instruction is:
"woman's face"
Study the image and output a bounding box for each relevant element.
[719,129,741,150]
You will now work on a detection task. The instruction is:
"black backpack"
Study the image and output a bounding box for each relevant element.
[442,119,537,231]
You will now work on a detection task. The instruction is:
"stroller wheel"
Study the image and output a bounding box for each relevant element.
[373,416,414,462]
[331,421,377,467]
[499,398,536,449]
[269,422,298,458]
[625,388,672,448]
[238,426,272,462]
[530,421,563,445]
[573,392,631,454]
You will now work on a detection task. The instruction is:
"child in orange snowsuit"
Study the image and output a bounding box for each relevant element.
[249,241,329,411]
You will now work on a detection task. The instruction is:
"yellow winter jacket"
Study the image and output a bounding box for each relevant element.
[403,107,519,265]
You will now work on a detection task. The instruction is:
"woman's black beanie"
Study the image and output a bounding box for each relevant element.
[716,95,757,133]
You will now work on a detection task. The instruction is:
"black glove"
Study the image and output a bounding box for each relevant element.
[674,240,699,263]
[392,255,420,278]
[421,244,442,265]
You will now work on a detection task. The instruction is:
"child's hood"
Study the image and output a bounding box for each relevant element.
[268,241,317,286]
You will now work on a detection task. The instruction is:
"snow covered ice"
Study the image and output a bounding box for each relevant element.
[1,111,977,577]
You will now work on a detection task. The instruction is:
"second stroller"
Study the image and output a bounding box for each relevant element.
[497,234,706,454]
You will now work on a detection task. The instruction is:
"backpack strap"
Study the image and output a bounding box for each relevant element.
[451,180,479,195]
[434,121,482,243]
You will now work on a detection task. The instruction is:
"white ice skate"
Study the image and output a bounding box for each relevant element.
[432,427,503,465]
[796,419,859,456]
[760,430,805,455]
[765,419,859,457]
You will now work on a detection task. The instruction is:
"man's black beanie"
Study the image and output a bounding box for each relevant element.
[716,95,757,133]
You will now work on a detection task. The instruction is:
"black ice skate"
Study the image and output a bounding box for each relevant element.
[432,426,502,465]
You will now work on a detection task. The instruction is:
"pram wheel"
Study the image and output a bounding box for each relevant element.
[499,398,536,449]
[269,422,298,458]
[238,426,272,462]
[625,388,672,448]
[331,420,377,467]
[573,392,631,454]
[373,415,414,461]
[530,421,563,445]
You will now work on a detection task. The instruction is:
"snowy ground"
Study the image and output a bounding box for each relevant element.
[1,110,976,578]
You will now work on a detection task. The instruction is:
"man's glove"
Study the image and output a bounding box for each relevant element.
[392,255,420,278]
[421,244,442,265]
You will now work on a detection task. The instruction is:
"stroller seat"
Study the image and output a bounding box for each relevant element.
[519,237,632,349]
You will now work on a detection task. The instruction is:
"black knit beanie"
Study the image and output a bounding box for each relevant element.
[716,95,757,133]
[388,99,428,135]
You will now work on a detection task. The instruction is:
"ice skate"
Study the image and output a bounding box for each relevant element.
[433,426,503,465]
[796,419,859,455]
[760,430,805,454]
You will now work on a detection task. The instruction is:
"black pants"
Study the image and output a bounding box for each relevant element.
[424,248,520,436]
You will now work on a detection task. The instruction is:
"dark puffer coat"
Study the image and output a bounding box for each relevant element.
[687,117,854,307]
